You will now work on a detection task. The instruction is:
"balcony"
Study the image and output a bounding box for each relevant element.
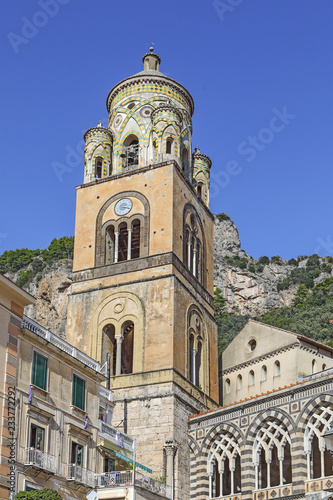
[95,470,172,499]
[25,448,56,474]
[99,420,135,453]
[67,464,94,487]
[305,475,333,494]
[22,315,102,373]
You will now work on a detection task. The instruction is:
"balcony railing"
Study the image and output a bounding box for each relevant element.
[99,385,113,402]
[22,315,101,373]
[94,470,172,499]
[25,448,57,473]
[98,420,135,452]
[67,464,94,487]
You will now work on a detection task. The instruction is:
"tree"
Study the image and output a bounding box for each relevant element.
[293,285,308,307]
[14,489,62,500]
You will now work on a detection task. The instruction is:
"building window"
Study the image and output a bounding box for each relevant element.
[71,442,83,466]
[261,365,267,381]
[248,339,257,351]
[323,364,327,371]
[131,219,141,259]
[312,359,317,374]
[197,183,203,199]
[225,378,231,394]
[166,138,173,154]
[254,419,292,489]
[121,321,134,374]
[237,375,242,390]
[304,403,333,479]
[208,432,241,497]
[121,136,139,168]
[32,351,48,391]
[95,157,103,178]
[72,374,86,410]
[30,424,44,451]
[249,370,255,386]
[104,457,115,473]
[274,361,281,376]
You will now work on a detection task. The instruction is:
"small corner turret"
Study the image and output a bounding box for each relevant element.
[192,146,212,207]
[83,121,113,183]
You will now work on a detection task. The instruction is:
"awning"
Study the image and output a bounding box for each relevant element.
[100,445,152,474]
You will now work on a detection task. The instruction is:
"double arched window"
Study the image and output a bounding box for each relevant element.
[304,403,333,479]
[187,306,207,391]
[105,216,143,264]
[121,135,140,169]
[102,321,134,376]
[183,206,205,284]
[253,419,292,489]
[208,432,241,498]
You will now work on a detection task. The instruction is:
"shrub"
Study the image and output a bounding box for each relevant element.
[248,264,256,273]
[271,255,283,264]
[14,489,62,500]
[288,258,298,266]
[17,270,34,288]
[256,264,264,273]
[259,256,270,265]
[215,213,231,222]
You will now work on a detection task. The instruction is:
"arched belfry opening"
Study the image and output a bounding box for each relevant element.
[102,324,116,376]
[121,321,134,374]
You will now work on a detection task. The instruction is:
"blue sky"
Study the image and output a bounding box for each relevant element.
[1,0,332,260]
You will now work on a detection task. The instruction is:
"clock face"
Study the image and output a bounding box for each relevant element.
[115,198,132,216]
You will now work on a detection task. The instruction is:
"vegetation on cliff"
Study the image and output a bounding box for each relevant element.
[0,236,74,287]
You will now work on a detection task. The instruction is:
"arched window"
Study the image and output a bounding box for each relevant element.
[274,360,281,377]
[196,341,202,388]
[237,375,242,390]
[261,365,267,381]
[249,370,255,386]
[189,334,194,384]
[118,222,128,262]
[96,157,103,178]
[183,205,205,285]
[208,432,241,498]
[304,403,333,479]
[197,183,203,199]
[122,135,139,168]
[131,219,140,259]
[182,147,189,172]
[225,379,231,394]
[187,307,206,391]
[323,364,327,371]
[102,324,116,376]
[121,321,134,374]
[105,225,115,264]
[312,359,317,374]
[253,419,292,490]
[153,139,157,162]
[166,138,173,154]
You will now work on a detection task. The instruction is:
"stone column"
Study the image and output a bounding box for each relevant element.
[192,348,197,385]
[163,440,177,496]
[127,229,132,260]
[187,242,192,270]
[193,248,197,278]
[115,334,123,376]
[114,232,119,263]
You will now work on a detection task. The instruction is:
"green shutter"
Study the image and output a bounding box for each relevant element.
[72,374,86,410]
[32,352,48,390]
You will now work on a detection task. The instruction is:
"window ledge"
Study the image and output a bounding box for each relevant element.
[70,405,87,417]
[30,384,48,396]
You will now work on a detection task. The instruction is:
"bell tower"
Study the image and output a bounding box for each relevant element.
[65,49,218,500]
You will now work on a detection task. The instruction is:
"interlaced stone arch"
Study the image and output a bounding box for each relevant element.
[300,398,333,479]
[200,423,243,498]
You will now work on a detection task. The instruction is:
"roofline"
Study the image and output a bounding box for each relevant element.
[0,273,35,306]
[247,319,333,354]
[106,73,195,116]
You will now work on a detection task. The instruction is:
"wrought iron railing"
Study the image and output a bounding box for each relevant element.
[98,420,135,452]
[25,448,57,473]
[94,469,172,498]
[67,464,95,487]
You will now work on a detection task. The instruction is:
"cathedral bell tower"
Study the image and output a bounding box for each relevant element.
[65,48,218,500]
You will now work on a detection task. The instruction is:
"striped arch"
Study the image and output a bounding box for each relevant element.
[297,393,333,433]
[114,113,144,151]
[246,408,295,445]
[201,422,244,457]
[116,129,143,172]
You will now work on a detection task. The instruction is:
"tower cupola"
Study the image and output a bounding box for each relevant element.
[192,146,212,207]
[142,46,161,71]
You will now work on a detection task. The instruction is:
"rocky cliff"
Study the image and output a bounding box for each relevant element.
[4,216,332,337]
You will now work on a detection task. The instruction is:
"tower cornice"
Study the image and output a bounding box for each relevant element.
[106,74,195,116]
[193,150,212,169]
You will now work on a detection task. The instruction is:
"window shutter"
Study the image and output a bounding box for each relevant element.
[32,352,48,390]
[72,374,86,410]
